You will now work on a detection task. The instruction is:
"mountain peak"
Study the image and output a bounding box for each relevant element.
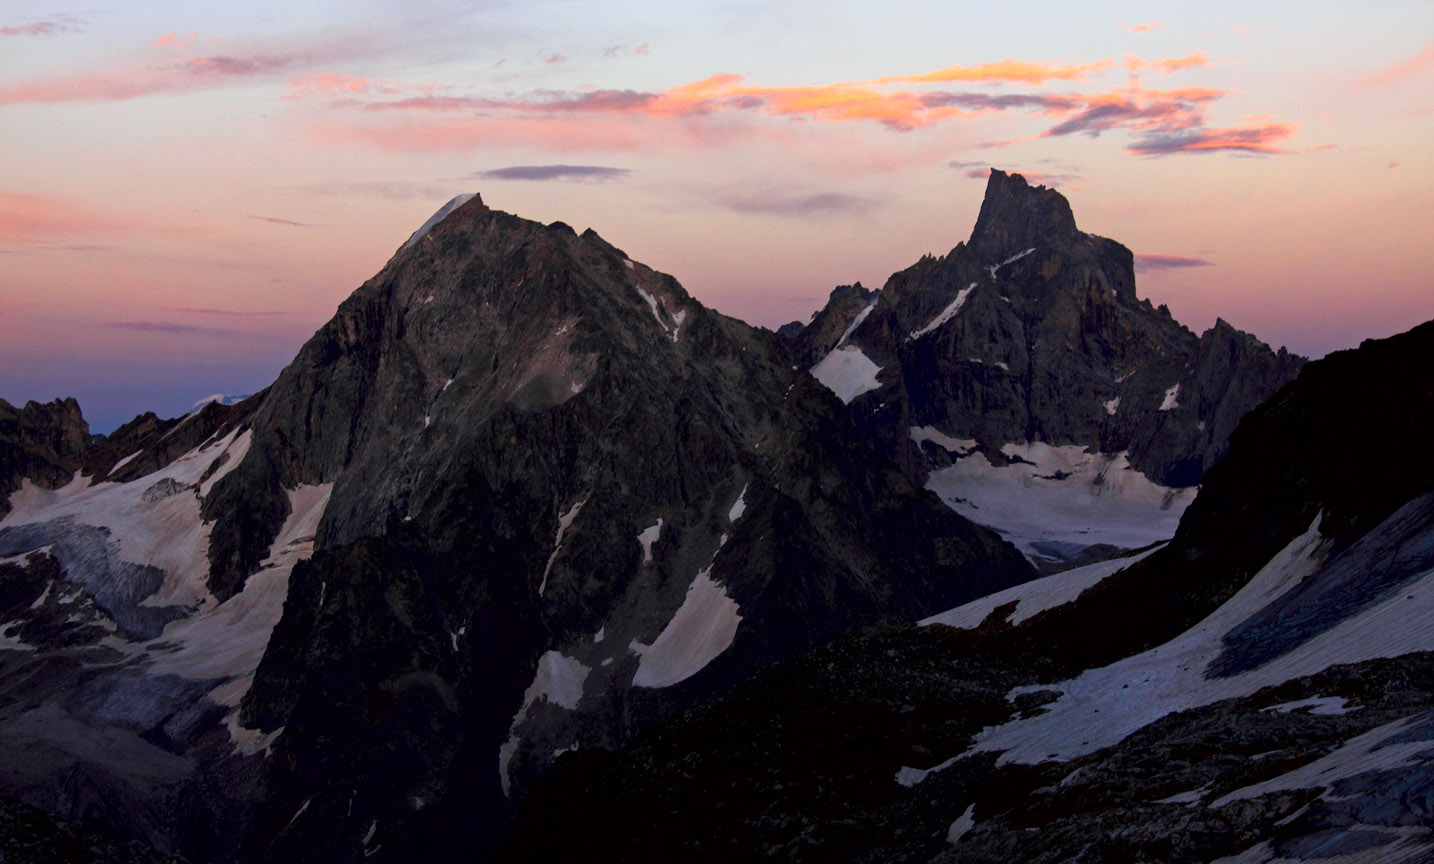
[401,192,483,250]
[970,168,1079,256]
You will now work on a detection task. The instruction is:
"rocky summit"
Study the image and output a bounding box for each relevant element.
[0,194,1032,863]
[787,170,1305,569]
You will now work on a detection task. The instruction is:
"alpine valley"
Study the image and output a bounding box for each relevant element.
[2,172,1430,864]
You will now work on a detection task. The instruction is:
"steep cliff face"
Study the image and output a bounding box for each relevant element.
[788,170,1304,566]
[0,398,90,518]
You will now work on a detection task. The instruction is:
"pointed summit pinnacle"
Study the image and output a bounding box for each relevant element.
[969,169,1079,257]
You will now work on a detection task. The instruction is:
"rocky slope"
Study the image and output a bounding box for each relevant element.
[505,319,1434,863]
[787,170,1305,568]
[0,195,1034,862]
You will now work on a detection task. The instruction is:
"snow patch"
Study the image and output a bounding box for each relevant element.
[540,497,587,596]
[920,545,1163,630]
[833,297,878,350]
[1261,696,1354,716]
[1210,712,1434,809]
[155,483,333,701]
[967,516,1337,766]
[630,567,742,688]
[909,426,976,454]
[1160,383,1181,411]
[402,193,475,249]
[1104,397,1120,416]
[946,804,976,844]
[908,283,976,341]
[498,650,591,796]
[810,346,882,404]
[728,485,747,522]
[622,258,634,269]
[637,518,662,564]
[924,443,1195,560]
[988,247,1036,280]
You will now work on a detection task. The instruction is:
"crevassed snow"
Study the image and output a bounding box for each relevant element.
[909,426,977,454]
[834,297,878,351]
[498,650,591,796]
[3,427,252,612]
[1160,384,1181,411]
[540,497,586,595]
[1104,397,1121,416]
[924,443,1194,560]
[908,283,976,341]
[630,567,742,688]
[728,485,747,522]
[637,518,662,564]
[401,193,476,249]
[810,345,882,404]
[920,545,1163,630]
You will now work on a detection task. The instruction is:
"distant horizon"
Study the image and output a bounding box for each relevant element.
[3,1,1431,431]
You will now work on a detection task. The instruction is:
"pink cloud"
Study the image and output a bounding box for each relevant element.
[1128,22,1164,33]
[1358,43,1434,87]
[0,193,130,242]
[0,17,83,37]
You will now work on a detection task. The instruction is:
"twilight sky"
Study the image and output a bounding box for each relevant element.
[2,1,1431,431]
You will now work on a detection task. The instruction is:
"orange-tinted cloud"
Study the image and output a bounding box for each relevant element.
[302,60,1292,158]
[879,58,1113,86]
[1126,121,1297,155]
[1358,43,1434,87]
[1128,22,1164,33]
[1124,52,1212,74]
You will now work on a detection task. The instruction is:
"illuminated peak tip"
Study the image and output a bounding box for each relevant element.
[402,193,482,250]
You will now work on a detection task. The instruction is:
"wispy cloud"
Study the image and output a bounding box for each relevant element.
[477,164,631,182]
[106,321,236,336]
[1127,121,1297,155]
[1127,22,1164,34]
[1358,43,1434,88]
[0,33,377,106]
[1,16,84,37]
[1134,253,1212,272]
[1124,52,1212,74]
[165,307,295,316]
[248,214,314,227]
[720,192,876,218]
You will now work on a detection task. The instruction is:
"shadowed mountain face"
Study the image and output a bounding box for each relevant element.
[503,320,1434,864]
[501,316,1434,864]
[1,195,1035,863]
[790,170,1304,490]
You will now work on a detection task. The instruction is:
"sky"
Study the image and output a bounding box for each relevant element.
[2,1,1431,432]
